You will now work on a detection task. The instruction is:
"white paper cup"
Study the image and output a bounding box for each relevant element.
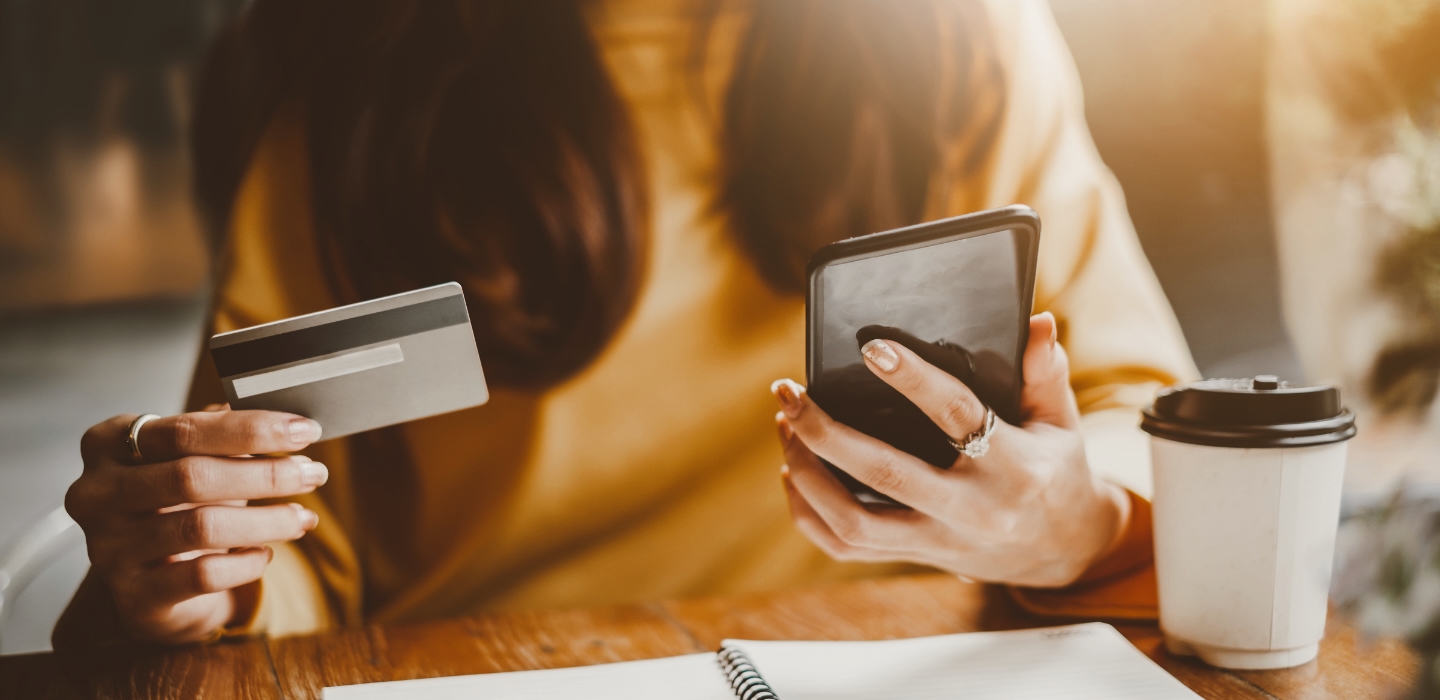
[1142,376,1355,670]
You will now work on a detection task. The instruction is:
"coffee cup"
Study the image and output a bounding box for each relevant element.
[1141,375,1356,670]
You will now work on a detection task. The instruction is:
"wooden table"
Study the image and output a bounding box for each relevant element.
[0,574,1418,699]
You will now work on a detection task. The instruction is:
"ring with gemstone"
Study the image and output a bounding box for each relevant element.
[947,406,996,458]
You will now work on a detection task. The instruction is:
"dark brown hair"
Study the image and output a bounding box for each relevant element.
[193,0,1003,389]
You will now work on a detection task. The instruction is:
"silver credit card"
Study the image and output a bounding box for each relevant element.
[210,282,489,440]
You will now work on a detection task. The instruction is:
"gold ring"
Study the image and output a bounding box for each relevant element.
[125,414,161,464]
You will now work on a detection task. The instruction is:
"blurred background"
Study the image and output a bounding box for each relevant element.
[1,0,1436,655]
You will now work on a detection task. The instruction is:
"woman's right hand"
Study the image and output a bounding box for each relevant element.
[66,409,327,644]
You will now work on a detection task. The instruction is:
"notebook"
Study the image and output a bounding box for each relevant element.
[322,623,1201,699]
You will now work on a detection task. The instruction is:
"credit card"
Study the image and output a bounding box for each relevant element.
[209,282,489,440]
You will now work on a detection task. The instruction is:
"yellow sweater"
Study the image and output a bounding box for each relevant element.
[201,0,1196,636]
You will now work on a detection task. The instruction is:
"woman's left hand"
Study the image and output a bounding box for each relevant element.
[771,312,1130,587]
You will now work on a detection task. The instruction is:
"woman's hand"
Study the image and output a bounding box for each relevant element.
[65,408,326,644]
[772,312,1130,587]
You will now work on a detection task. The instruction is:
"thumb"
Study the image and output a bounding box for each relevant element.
[1020,312,1081,429]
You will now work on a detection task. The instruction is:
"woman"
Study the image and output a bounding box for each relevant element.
[58,0,1195,646]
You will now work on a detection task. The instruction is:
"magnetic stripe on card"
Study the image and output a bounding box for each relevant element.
[212,294,469,377]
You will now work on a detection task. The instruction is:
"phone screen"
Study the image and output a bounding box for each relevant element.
[810,227,1031,473]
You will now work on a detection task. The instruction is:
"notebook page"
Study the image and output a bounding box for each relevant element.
[322,652,735,700]
[725,623,1201,700]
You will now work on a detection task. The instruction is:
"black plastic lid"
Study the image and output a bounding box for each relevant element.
[1140,376,1356,448]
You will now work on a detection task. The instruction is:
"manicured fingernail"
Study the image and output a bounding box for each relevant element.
[299,460,329,487]
[770,379,806,419]
[861,339,899,372]
[290,503,319,530]
[288,418,322,444]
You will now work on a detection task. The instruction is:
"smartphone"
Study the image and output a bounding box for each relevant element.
[805,205,1041,506]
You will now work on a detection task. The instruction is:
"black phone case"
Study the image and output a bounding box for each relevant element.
[805,205,1041,506]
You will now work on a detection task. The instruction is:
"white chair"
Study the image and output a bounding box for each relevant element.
[0,506,88,655]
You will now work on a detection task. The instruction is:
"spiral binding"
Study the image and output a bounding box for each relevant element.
[717,646,779,700]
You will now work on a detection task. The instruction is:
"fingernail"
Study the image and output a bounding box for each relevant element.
[290,503,319,530]
[770,379,806,419]
[299,460,329,487]
[288,418,322,444]
[1041,311,1057,349]
[266,546,275,563]
[861,339,899,372]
